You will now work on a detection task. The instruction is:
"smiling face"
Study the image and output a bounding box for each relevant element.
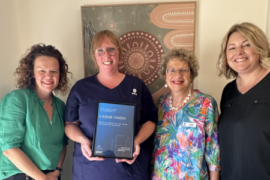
[34,56,60,95]
[165,58,191,94]
[95,36,120,75]
[226,31,260,75]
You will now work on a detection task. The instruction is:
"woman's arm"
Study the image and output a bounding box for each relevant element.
[57,145,66,168]
[46,145,67,177]
[0,92,58,180]
[65,121,104,161]
[210,171,220,180]
[3,148,57,180]
[135,121,156,144]
[116,121,156,164]
[205,98,220,179]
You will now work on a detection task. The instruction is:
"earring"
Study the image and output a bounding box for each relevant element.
[164,83,168,88]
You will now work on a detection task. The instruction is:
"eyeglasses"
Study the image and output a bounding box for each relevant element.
[94,47,118,56]
[166,67,190,75]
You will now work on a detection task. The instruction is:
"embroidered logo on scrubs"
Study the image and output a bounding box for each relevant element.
[183,122,196,127]
[132,89,137,95]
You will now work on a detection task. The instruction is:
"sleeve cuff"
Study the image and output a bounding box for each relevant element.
[1,143,20,152]
[208,165,220,171]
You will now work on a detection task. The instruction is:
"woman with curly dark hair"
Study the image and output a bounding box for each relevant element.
[0,44,72,180]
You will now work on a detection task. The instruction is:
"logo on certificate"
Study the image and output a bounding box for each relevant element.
[95,145,103,154]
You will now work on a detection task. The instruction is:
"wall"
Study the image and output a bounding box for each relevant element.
[267,1,270,38]
[0,1,20,95]
[0,0,268,179]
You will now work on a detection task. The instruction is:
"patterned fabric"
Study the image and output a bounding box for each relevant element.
[152,90,220,180]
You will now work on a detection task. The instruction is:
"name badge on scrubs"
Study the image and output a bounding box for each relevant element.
[183,122,196,127]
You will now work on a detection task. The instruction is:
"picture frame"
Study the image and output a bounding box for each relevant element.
[92,101,136,159]
[81,2,196,101]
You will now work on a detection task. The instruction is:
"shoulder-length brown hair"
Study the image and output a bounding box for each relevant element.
[14,43,72,96]
[217,22,270,79]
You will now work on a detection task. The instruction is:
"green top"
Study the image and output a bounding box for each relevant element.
[0,88,68,179]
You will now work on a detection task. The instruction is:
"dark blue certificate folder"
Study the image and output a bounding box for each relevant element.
[92,101,135,159]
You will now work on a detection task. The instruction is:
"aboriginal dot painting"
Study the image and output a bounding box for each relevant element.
[81,2,196,101]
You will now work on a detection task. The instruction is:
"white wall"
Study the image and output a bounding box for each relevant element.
[0,0,268,179]
[195,0,268,104]
[0,1,20,95]
[267,1,270,38]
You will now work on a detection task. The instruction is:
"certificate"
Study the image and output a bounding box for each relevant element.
[92,101,135,159]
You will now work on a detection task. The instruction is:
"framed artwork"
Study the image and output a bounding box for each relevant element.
[81,2,196,101]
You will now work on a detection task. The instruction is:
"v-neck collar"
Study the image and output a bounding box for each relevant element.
[28,87,55,106]
[235,71,270,95]
[94,73,127,90]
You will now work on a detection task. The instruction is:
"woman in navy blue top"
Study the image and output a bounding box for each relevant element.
[65,30,158,180]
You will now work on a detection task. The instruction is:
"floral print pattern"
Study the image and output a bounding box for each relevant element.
[152,90,220,180]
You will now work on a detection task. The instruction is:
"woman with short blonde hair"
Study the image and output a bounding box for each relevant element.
[65,30,157,180]
[218,22,270,180]
[217,22,270,78]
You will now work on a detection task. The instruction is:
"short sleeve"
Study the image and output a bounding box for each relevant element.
[65,85,80,123]
[0,92,26,151]
[140,82,158,125]
[205,97,220,171]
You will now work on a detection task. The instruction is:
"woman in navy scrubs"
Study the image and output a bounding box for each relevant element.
[218,22,270,180]
[65,30,158,180]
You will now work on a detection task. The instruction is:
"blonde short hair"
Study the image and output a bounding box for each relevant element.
[159,48,199,82]
[90,30,122,67]
[217,22,270,79]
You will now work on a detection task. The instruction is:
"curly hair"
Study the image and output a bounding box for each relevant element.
[14,44,72,96]
[90,30,123,68]
[159,48,199,82]
[217,22,270,79]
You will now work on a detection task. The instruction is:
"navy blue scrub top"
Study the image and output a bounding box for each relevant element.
[65,74,158,180]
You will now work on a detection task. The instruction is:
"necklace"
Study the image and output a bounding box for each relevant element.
[169,89,191,111]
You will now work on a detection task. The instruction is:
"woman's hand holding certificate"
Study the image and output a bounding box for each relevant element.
[81,138,105,161]
[115,140,140,165]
